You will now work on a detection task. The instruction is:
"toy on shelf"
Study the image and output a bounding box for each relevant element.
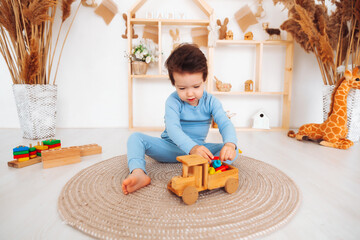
[245,80,254,92]
[169,28,180,50]
[252,110,270,129]
[167,155,239,205]
[225,30,233,40]
[215,76,232,92]
[122,13,138,39]
[244,32,253,40]
[262,22,281,40]
[217,18,229,40]
[288,68,360,149]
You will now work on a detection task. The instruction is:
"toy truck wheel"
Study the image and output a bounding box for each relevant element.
[225,178,239,194]
[182,186,198,205]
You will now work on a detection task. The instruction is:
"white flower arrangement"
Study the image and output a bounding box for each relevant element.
[128,39,159,64]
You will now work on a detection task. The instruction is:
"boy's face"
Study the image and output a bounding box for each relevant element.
[173,72,205,106]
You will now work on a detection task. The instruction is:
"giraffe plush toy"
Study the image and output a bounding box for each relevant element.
[288,67,360,149]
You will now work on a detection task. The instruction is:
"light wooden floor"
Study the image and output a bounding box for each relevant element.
[0,128,359,239]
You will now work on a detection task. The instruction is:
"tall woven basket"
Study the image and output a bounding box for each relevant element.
[12,84,57,140]
[323,85,360,142]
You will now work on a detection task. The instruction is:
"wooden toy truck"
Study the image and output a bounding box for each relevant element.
[167,155,239,205]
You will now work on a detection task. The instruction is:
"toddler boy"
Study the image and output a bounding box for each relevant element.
[122,44,238,194]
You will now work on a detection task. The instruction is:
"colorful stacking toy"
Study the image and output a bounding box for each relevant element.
[208,157,230,175]
[29,144,37,159]
[43,139,61,150]
[34,141,49,156]
[13,146,30,162]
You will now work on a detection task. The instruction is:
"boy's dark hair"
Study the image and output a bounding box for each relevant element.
[165,43,208,85]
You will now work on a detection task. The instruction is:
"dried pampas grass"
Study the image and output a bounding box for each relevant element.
[23,0,57,26]
[62,0,76,22]
[276,0,360,85]
[21,38,40,84]
[0,0,80,85]
[0,0,17,41]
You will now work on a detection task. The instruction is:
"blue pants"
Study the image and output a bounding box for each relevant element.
[127,132,238,174]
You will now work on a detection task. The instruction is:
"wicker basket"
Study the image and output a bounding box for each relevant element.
[131,61,148,75]
[323,85,360,142]
[13,84,57,140]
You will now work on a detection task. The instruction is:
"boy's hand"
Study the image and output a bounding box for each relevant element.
[220,143,236,162]
[190,145,214,163]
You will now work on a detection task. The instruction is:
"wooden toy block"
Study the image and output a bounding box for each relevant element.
[46,143,61,149]
[69,144,102,157]
[34,142,49,157]
[13,146,30,152]
[35,145,48,151]
[18,157,30,162]
[13,153,30,159]
[13,150,29,155]
[42,147,81,169]
[168,155,239,205]
[212,159,222,168]
[208,167,215,175]
[8,156,42,168]
[29,147,37,158]
[43,139,61,149]
[43,139,61,145]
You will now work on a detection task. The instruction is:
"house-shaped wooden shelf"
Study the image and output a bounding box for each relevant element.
[125,0,293,132]
[126,0,214,130]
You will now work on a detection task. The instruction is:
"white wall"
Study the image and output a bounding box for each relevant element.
[0,0,324,129]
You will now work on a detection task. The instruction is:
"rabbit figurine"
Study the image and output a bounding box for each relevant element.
[217,18,229,40]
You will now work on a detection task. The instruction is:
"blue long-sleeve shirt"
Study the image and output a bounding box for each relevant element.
[161,90,238,154]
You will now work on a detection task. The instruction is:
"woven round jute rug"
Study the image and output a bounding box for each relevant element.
[58,155,301,239]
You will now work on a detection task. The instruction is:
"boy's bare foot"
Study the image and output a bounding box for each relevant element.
[122,169,151,195]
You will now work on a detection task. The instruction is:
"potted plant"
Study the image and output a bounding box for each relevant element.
[0,0,82,139]
[127,39,159,75]
[273,0,360,141]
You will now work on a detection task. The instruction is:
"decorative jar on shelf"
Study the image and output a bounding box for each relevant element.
[131,61,148,75]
